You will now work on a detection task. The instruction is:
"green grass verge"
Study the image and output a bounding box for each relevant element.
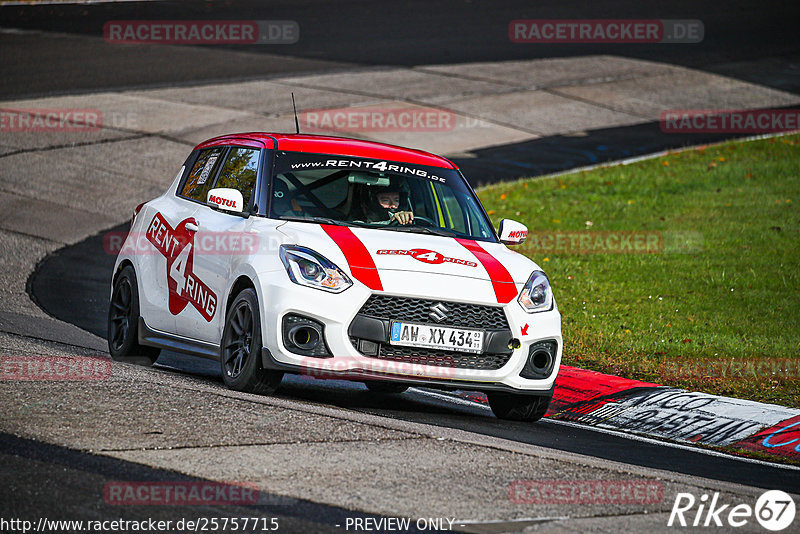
[477,133,800,408]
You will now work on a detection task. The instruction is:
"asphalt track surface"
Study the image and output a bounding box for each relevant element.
[2,1,799,184]
[5,0,800,528]
[28,222,800,494]
[1,0,800,99]
[1,433,417,532]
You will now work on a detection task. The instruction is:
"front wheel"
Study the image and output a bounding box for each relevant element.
[220,288,283,395]
[108,265,160,366]
[487,393,550,422]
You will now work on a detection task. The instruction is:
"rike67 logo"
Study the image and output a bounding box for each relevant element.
[146,213,217,321]
[669,490,796,531]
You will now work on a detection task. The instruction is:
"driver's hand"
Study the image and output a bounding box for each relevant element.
[391,211,414,225]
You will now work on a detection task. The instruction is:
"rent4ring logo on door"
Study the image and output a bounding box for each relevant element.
[146,213,217,321]
[376,248,478,267]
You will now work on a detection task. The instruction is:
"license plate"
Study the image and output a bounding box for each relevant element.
[390,321,484,354]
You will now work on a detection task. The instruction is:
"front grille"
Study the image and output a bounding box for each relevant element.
[350,338,512,370]
[350,296,513,371]
[357,295,510,330]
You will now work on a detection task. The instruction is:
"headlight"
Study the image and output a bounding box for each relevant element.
[279,245,352,293]
[518,270,553,313]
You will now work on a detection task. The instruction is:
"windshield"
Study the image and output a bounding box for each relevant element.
[268,151,496,241]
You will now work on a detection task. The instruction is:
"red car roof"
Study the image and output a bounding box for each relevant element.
[194,133,456,169]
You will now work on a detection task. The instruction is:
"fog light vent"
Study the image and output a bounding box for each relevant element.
[282,314,331,358]
[520,340,557,379]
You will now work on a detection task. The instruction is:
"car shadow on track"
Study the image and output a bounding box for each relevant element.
[155,350,491,420]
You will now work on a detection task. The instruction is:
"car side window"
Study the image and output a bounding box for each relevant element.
[180,147,225,202]
[213,147,261,209]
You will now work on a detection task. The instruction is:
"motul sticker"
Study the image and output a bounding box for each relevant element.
[207,187,244,212]
[146,213,217,321]
[376,248,477,267]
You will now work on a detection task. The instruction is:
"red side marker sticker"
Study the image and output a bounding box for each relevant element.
[456,238,518,303]
[321,225,383,291]
[548,366,662,415]
[520,323,529,336]
[731,415,800,460]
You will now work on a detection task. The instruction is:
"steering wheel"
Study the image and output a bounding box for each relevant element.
[388,214,436,227]
[411,215,435,226]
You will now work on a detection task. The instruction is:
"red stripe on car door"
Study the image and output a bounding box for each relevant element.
[321,225,383,291]
[456,238,517,303]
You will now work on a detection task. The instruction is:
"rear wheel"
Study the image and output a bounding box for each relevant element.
[364,382,409,394]
[220,288,283,395]
[107,265,160,366]
[487,393,550,422]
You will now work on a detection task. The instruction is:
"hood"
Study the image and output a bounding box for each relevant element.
[276,221,540,304]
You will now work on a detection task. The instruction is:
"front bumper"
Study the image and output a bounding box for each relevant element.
[258,277,562,395]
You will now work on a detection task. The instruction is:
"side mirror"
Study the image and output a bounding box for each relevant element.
[207,188,245,215]
[498,219,528,245]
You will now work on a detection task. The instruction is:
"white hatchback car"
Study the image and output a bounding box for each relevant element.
[109,133,562,421]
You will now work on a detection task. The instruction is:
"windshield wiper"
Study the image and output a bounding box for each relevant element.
[278,216,378,229]
[279,215,351,226]
[279,216,458,237]
[389,225,457,238]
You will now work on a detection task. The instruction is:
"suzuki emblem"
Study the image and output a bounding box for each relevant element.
[429,303,449,323]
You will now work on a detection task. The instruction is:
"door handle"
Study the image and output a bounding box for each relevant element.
[185,222,199,233]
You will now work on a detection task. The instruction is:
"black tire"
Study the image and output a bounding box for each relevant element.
[364,381,409,394]
[220,288,283,395]
[107,265,161,366]
[487,393,551,422]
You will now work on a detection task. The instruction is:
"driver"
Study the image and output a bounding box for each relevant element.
[358,183,414,225]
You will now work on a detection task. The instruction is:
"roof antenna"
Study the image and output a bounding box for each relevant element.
[291,92,300,134]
